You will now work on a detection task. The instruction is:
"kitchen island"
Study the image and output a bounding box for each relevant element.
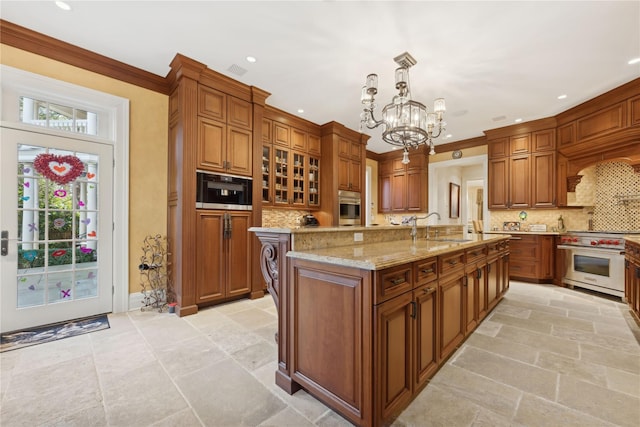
[251,226,510,426]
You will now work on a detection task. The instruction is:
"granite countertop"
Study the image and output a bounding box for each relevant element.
[250,224,453,234]
[286,234,508,271]
[486,230,561,235]
[625,235,640,244]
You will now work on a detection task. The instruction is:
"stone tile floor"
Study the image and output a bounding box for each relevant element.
[1,281,639,426]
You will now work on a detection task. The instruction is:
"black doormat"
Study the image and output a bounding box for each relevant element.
[0,314,110,353]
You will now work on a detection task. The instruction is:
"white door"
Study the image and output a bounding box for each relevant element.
[1,126,113,333]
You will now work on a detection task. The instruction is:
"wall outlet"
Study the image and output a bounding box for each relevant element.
[354,232,363,242]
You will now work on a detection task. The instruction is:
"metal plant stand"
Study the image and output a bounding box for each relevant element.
[139,234,174,312]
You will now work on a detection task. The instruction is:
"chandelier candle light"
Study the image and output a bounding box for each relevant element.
[360,52,446,163]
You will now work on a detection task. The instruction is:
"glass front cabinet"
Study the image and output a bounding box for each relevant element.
[262,145,319,209]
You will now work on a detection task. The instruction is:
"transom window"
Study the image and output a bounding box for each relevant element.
[19,96,98,136]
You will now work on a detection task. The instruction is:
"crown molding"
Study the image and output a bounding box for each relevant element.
[0,19,170,95]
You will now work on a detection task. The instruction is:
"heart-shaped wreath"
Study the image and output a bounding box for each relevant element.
[33,154,85,185]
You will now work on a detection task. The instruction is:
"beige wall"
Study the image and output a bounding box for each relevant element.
[1,44,169,295]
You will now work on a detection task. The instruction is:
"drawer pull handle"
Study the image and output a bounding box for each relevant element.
[391,277,406,285]
[448,260,458,265]
[470,251,480,256]
[421,268,434,274]
[423,287,435,294]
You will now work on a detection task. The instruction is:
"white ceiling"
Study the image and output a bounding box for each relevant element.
[1,1,639,154]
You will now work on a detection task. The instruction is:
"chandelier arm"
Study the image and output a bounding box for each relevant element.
[362,107,386,130]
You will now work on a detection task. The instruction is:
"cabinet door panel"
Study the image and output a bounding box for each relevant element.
[338,157,351,191]
[464,269,477,334]
[198,118,226,172]
[349,160,362,192]
[375,291,413,421]
[532,151,556,208]
[488,158,509,209]
[291,128,307,151]
[227,213,251,296]
[274,123,290,147]
[196,212,225,302]
[486,258,500,309]
[509,155,530,208]
[406,170,424,211]
[308,134,321,155]
[510,134,530,155]
[439,273,464,360]
[414,284,438,389]
[391,173,406,211]
[227,96,252,129]
[199,86,226,122]
[379,175,391,213]
[227,126,253,176]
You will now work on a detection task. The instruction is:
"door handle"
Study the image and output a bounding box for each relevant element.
[1,230,8,256]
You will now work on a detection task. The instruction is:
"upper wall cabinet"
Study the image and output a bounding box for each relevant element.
[262,113,322,209]
[378,149,428,213]
[196,85,253,176]
[199,86,252,130]
[486,120,557,210]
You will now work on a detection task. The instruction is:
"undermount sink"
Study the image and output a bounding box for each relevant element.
[430,238,472,243]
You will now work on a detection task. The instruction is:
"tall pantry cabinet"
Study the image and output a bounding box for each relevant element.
[166,54,269,316]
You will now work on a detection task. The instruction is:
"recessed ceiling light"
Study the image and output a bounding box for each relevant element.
[628,57,640,65]
[514,118,523,123]
[445,134,453,139]
[557,94,568,100]
[297,109,304,114]
[55,1,71,11]
[246,56,257,63]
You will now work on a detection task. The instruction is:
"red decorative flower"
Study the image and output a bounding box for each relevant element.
[51,249,67,257]
[33,154,84,185]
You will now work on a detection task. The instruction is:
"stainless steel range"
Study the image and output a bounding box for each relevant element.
[557,231,632,298]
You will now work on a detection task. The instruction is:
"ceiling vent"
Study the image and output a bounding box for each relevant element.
[227,64,247,76]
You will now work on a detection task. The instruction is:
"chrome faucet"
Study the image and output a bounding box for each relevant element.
[409,212,441,244]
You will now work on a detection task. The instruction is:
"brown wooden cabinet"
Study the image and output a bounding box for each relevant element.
[195,210,251,304]
[375,290,413,421]
[378,150,428,213]
[625,240,640,322]
[262,116,322,209]
[487,123,557,210]
[197,117,253,176]
[508,234,554,282]
[437,250,465,361]
[318,123,368,225]
[282,237,510,426]
[463,246,488,335]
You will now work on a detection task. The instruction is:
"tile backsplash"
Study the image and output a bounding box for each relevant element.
[490,161,639,232]
[262,208,309,228]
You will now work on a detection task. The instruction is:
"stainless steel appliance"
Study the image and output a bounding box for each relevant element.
[196,170,252,210]
[301,213,319,227]
[557,231,634,298]
[338,190,361,226]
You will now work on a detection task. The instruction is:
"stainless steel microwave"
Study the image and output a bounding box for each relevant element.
[196,171,252,210]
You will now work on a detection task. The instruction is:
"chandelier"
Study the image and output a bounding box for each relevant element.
[360,52,446,163]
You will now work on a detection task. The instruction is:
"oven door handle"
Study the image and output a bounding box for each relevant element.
[557,245,624,255]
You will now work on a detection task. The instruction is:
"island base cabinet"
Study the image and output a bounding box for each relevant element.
[289,259,373,427]
[438,271,465,361]
[375,292,413,422]
[413,283,439,390]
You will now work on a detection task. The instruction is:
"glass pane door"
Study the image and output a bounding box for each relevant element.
[1,127,113,332]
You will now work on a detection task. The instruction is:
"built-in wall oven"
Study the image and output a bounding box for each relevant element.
[196,171,252,210]
[558,231,628,298]
[338,190,361,226]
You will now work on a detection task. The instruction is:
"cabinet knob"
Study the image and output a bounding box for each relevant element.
[421,268,434,274]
